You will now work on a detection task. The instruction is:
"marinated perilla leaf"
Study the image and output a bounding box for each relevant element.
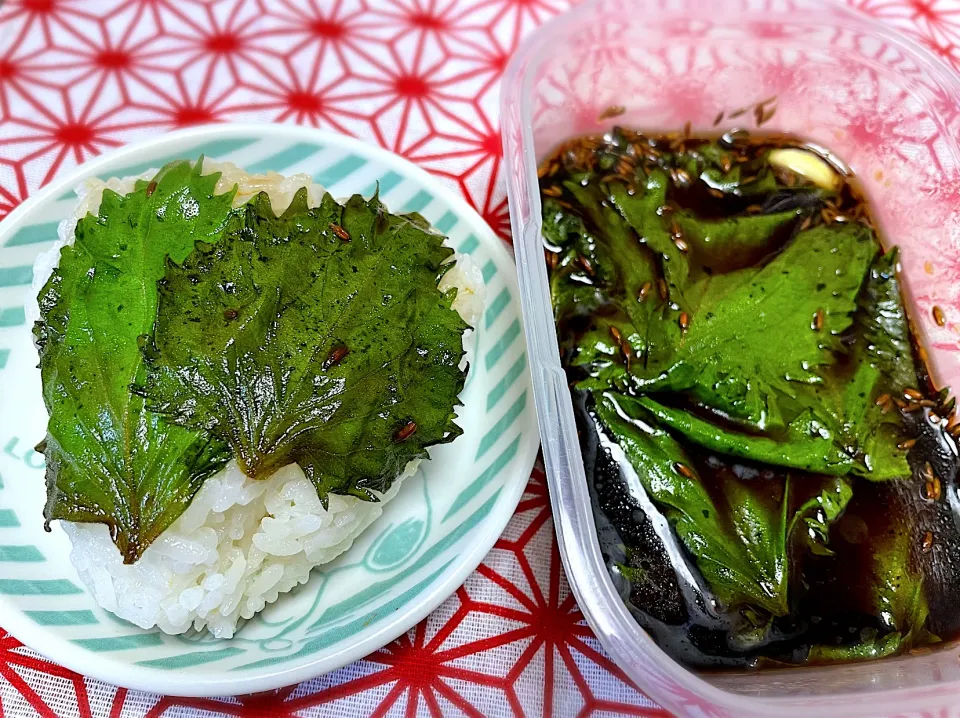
[36,160,235,563]
[139,190,468,504]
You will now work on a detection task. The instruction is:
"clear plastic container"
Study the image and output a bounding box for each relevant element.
[501,1,960,715]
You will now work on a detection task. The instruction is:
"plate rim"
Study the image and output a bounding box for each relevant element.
[0,122,539,697]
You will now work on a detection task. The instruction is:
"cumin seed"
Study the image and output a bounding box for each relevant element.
[394,421,418,442]
[933,305,946,327]
[330,223,351,241]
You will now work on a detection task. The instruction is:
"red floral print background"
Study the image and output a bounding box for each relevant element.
[0,0,956,716]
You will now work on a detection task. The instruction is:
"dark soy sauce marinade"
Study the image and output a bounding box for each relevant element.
[539,126,960,669]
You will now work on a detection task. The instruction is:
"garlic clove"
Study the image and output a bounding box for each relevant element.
[768,148,841,191]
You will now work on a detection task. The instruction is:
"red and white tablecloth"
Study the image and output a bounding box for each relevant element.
[0,1,956,716]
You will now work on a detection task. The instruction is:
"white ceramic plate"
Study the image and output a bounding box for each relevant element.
[0,124,537,696]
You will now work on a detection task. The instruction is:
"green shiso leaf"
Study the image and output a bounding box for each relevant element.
[139,189,468,503]
[546,150,913,481]
[840,249,917,480]
[636,223,878,432]
[787,476,853,557]
[597,392,856,617]
[785,248,917,481]
[595,391,790,616]
[805,508,935,663]
[635,396,853,476]
[869,516,935,645]
[673,209,800,270]
[35,159,236,563]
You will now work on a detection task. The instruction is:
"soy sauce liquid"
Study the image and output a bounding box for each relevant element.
[540,128,960,669]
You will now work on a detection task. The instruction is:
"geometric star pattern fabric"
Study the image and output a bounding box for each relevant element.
[0,0,955,715]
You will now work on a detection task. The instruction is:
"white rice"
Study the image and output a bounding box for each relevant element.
[32,159,485,638]
[62,461,418,638]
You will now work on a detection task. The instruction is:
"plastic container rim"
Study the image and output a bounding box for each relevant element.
[500,1,960,714]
